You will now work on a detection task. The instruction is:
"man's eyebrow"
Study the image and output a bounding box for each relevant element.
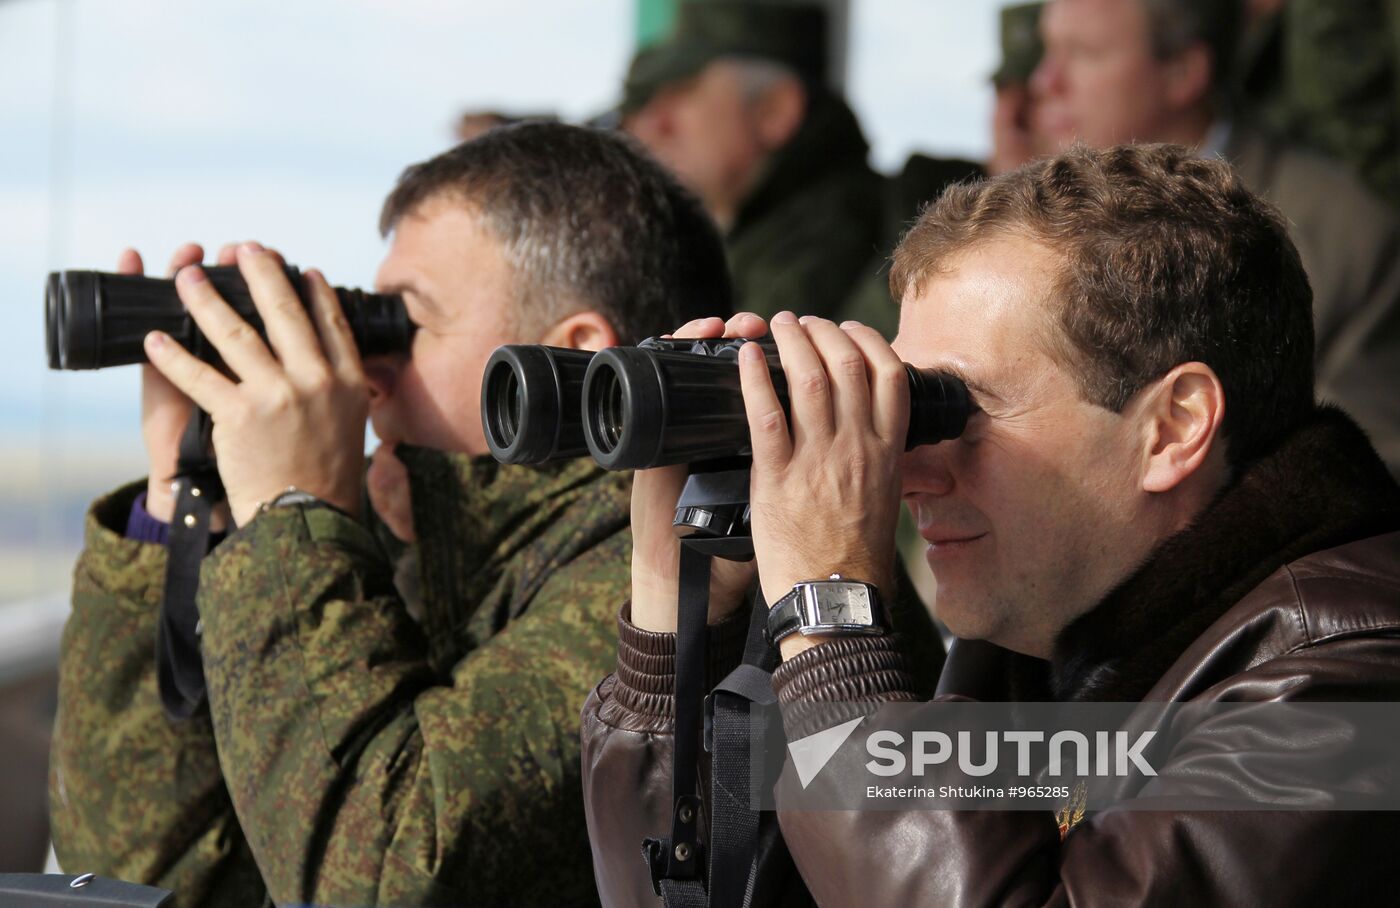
[379,281,440,315]
[933,364,1000,403]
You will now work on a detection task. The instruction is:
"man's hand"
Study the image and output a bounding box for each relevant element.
[367,442,416,543]
[134,243,239,527]
[629,313,766,633]
[143,242,369,528]
[739,312,908,657]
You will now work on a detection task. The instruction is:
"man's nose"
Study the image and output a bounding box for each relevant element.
[1029,54,1062,100]
[900,444,956,497]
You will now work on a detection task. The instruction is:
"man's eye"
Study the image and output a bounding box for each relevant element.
[959,406,990,441]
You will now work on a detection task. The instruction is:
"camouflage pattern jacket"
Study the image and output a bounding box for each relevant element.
[51,450,632,906]
[1237,0,1400,208]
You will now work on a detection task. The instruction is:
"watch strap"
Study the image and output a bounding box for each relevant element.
[765,588,805,646]
[766,577,889,645]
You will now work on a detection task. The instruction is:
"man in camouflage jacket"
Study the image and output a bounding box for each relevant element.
[49,122,734,907]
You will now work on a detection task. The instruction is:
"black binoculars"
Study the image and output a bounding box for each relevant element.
[481,336,973,470]
[45,266,413,370]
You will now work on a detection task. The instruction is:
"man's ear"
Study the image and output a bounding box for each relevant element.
[1140,362,1226,493]
[754,77,806,150]
[1163,42,1213,111]
[537,310,620,352]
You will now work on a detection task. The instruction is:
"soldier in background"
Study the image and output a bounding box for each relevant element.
[1235,0,1400,209]
[989,2,1048,175]
[48,123,732,907]
[620,0,981,339]
[1034,0,1400,473]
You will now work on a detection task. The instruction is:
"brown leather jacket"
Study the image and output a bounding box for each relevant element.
[582,408,1400,906]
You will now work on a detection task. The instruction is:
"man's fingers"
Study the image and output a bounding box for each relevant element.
[236,244,327,377]
[165,243,204,277]
[672,316,726,340]
[304,268,363,376]
[739,341,792,469]
[843,322,910,447]
[668,313,766,342]
[116,248,145,276]
[803,317,872,434]
[216,241,285,268]
[769,312,833,444]
[174,266,281,382]
[143,330,238,415]
[366,443,415,543]
[724,312,769,340]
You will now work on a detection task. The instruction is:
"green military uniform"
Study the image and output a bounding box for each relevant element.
[992,2,1045,88]
[1282,0,1400,208]
[725,88,889,331]
[51,450,632,906]
[1237,0,1400,208]
[50,482,266,907]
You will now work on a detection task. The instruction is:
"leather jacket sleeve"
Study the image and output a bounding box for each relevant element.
[769,634,1400,907]
[581,606,751,908]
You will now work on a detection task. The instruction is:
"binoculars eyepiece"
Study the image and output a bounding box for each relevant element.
[482,336,973,471]
[482,345,596,464]
[45,266,413,371]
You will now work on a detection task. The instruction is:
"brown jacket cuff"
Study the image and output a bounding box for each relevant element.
[771,634,921,705]
[610,602,752,721]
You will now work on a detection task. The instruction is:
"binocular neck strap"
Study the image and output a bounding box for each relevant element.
[667,542,713,876]
[650,533,791,908]
[156,407,226,721]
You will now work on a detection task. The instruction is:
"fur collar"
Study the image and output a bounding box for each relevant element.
[1050,406,1400,702]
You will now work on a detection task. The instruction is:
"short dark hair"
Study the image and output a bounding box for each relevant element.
[891,143,1315,468]
[380,121,733,343]
[1139,0,1242,95]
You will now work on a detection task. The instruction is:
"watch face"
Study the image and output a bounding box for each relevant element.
[814,585,874,625]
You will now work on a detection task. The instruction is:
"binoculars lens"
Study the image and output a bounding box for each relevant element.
[588,366,631,456]
[481,345,596,464]
[481,336,973,471]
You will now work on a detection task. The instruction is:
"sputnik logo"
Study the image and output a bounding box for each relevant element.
[786,718,864,788]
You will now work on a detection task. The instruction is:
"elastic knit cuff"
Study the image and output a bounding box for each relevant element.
[611,602,751,720]
[771,634,921,705]
[124,490,171,545]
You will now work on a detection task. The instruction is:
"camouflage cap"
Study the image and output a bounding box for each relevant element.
[991,1,1045,86]
[621,0,828,114]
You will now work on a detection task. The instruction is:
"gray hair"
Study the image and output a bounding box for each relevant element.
[379,121,733,344]
[1138,0,1242,92]
[725,56,803,103]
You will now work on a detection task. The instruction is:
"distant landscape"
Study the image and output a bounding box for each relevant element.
[0,437,145,606]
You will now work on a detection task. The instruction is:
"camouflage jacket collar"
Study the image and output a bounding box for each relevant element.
[395,447,632,667]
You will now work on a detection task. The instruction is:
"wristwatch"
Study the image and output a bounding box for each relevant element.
[766,574,888,646]
[258,487,350,518]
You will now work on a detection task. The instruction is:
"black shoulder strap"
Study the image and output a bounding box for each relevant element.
[700,598,778,907]
[156,407,225,720]
[650,555,814,908]
[644,543,710,902]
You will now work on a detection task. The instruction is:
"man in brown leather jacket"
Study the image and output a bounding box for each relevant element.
[582,143,1400,905]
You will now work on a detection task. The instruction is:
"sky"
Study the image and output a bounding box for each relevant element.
[0,0,1001,599]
